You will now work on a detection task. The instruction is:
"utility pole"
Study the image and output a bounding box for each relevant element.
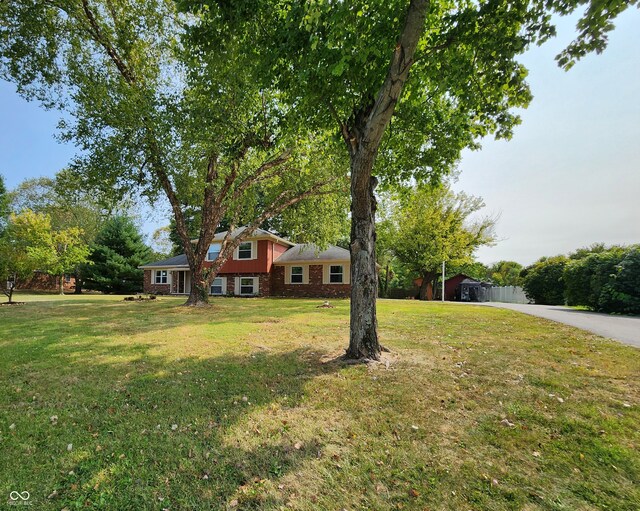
[441,260,445,302]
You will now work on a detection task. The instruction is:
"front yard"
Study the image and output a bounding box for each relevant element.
[1,295,638,510]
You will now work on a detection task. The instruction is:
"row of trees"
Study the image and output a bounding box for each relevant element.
[1,0,632,358]
[0,173,155,303]
[521,244,640,314]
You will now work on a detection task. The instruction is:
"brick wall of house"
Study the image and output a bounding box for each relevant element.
[223,273,271,296]
[16,272,76,293]
[271,264,350,298]
[143,270,171,295]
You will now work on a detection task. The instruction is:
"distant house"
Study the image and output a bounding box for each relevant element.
[140,227,350,298]
[15,272,76,293]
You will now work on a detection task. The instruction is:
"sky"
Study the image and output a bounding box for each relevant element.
[1,9,639,266]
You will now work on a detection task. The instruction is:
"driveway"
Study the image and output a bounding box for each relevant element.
[481,303,640,348]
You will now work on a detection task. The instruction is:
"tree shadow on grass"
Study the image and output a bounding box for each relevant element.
[1,347,343,510]
[0,299,347,509]
[0,296,347,363]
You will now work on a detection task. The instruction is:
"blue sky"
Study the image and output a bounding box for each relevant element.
[1,10,638,265]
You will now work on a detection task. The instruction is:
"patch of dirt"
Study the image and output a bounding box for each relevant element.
[123,295,157,301]
[321,349,399,369]
[0,301,26,306]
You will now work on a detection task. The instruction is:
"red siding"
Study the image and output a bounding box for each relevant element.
[273,243,289,261]
[204,239,292,275]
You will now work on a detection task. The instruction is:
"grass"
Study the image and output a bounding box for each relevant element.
[1,294,638,510]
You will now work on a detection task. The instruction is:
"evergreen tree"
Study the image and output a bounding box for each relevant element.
[83,216,153,294]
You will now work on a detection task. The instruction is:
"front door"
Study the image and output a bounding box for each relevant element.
[177,271,185,294]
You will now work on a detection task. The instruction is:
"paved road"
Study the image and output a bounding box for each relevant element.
[480,303,640,348]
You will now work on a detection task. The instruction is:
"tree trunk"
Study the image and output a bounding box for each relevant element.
[346,152,381,361]
[58,275,65,295]
[184,265,210,307]
[340,0,429,359]
[74,272,83,294]
[382,263,390,298]
[419,272,436,300]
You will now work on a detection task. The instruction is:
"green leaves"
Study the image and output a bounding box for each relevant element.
[388,184,496,276]
[0,210,90,291]
[83,216,153,294]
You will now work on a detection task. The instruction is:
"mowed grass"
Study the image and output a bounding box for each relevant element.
[1,295,638,511]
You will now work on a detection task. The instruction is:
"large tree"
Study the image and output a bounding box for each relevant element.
[0,0,346,307]
[83,216,153,294]
[186,0,636,358]
[391,186,496,300]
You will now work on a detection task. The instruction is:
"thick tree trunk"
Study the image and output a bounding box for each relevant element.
[58,275,65,295]
[339,1,430,359]
[418,272,435,300]
[184,265,210,307]
[346,152,381,361]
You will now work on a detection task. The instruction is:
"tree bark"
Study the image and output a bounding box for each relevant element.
[58,275,65,295]
[342,0,430,360]
[346,152,381,360]
[185,259,210,306]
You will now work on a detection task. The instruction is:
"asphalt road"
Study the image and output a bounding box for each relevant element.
[481,303,640,348]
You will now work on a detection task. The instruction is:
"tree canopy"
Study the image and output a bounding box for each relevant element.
[1,210,90,296]
[0,174,9,233]
[0,0,348,306]
[181,0,636,357]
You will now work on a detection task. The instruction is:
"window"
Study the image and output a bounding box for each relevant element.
[210,277,225,295]
[290,266,303,284]
[207,243,221,261]
[329,265,344,283]
[237,241,253,260]
[154,270,168,284]
[64,274,72,283]
[239,277,257,295]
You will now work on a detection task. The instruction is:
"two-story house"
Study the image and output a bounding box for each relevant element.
[141,227,350,298]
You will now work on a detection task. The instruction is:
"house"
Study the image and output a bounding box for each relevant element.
[140,227,351,298]
[15,271,76,293]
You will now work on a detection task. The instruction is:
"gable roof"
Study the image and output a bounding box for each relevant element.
[274,243,350,264]
[192,227,295,247]
[140,254,189,269]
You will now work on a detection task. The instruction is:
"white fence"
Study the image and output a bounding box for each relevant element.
[490,286,529,304]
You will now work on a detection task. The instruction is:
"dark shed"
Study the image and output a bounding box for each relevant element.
[455,278,492,302]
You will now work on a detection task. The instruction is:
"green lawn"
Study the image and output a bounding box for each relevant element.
[1,295,638,510]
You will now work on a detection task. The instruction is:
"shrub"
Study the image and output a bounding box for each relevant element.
[597,246,640,314]
[521,256,567,305]
[564,247,626,309]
